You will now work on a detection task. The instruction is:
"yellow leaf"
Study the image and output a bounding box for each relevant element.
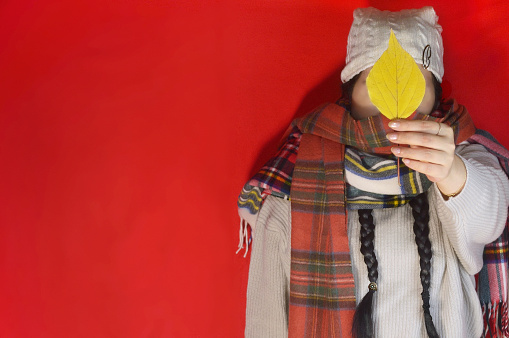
[366,29,426,120]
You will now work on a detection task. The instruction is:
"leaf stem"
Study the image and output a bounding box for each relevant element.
[397,143,401,186]
[398,157,401,186]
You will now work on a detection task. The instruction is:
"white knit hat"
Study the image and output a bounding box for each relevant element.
[341,7,444,83]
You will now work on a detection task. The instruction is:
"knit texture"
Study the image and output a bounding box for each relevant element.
[245,144,509,337]
[341,7,444,83]
[245,196,291,337]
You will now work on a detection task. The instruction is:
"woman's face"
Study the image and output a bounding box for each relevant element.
[350,64,436,120]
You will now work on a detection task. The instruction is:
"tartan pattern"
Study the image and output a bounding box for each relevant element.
[289,134,354,336]
[237,126,302,216]
[239,99,482,336]
[290,250,355,308]
[469,130,509,337]
[250,126,301,198]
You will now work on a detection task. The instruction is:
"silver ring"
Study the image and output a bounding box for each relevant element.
[436,122,442,136]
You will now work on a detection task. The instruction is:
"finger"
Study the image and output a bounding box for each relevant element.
[391,146,449,166]
[386,131,455,152]
[389,120,452,137]
[401,158,450,181]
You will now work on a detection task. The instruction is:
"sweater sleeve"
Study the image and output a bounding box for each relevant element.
[432,143,509,275]
[245,195,291,338]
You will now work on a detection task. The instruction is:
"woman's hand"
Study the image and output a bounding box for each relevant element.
[387,119,467,197]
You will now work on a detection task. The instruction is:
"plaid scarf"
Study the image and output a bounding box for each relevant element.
[238,99,509,336]
[345,147,433,210]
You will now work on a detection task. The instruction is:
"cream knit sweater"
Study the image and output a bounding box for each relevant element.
[243,143,509,338]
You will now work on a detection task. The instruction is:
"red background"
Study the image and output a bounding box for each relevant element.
[1,0,508,337]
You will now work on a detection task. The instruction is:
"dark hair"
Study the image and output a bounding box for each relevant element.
[410,193,439,337]
[431,74,442,111]
[340,72,443,112]
[352,209,378,338]
[340,73,361,104]
[352,193,440,338]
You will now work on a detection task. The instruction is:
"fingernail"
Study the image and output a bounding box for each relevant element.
[403,158,410,164]
[392,147,400,155]
[387,133,398,140]
[389,121,400,128]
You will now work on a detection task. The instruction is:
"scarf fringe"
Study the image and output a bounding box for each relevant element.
[482,302,509,337]
[235,218,251,258]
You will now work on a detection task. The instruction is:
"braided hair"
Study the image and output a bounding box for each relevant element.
[352,209,378,338]
[410,193,440,338]
[351,193,440,338]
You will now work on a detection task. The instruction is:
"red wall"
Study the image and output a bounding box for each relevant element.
[1,0,508,337]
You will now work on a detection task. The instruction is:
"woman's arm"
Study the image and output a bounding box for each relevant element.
[385,119,509,274]
[432,143,509,274]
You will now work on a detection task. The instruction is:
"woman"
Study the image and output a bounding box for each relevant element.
[237,7,509,337]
